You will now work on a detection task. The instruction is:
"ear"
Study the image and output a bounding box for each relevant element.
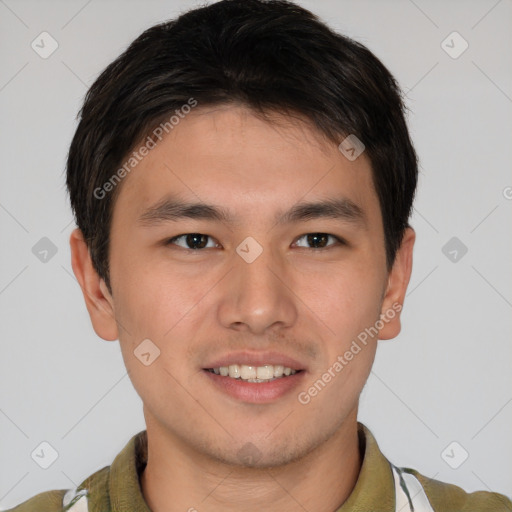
[69,228,119,341]
[378,227,415,340]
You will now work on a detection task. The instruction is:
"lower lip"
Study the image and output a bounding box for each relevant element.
[202,370,305,404]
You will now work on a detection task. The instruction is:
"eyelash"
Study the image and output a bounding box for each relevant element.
[165,233,346,251]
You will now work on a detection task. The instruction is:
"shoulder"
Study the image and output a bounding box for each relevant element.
[5,430,145,512]
[402,466,512,512]
[4,489,68,512]
[4,466,110,512]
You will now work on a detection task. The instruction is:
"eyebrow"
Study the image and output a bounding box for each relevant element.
[137,196,366,228]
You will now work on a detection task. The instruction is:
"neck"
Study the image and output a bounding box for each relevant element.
[140,412,362,512]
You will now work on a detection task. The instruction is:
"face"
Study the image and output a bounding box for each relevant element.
[71,105,414,468]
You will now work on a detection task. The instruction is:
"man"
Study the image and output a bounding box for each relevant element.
[8,0,511,511]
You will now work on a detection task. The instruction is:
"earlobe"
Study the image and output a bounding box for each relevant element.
[69,228,119,341]
[378,227,415,340]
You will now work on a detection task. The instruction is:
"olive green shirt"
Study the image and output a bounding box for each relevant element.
[6,423,512,511]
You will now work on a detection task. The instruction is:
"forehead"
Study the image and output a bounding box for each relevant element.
[112,105,380,227]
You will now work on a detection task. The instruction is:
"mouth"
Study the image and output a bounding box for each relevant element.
[202,357,306,403]
[205,364,301,383]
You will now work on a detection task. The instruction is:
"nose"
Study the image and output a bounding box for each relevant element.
[217,241,298,335]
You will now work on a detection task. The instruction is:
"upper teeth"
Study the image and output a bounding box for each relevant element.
[210,364,297,380]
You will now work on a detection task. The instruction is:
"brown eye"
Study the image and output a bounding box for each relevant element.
[294,233,342,249]
[167,233,216,250]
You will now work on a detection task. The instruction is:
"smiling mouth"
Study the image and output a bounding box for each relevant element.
[205,363,301,383]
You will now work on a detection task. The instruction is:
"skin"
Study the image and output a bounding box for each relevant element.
[70,105,415,512]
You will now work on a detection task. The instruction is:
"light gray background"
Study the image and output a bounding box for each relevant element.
[1,0,511,509]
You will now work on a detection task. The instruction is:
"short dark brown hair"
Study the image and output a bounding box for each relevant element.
[66,0,418,293]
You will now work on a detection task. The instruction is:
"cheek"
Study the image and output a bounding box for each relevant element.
[113,270,196,412]
[111,253,207,340]
[302,259,384,337]
[111,256,215,389]
[296,267,381,413]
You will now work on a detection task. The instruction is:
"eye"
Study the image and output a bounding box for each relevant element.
[294,233,344,249]
[166,233,219,250]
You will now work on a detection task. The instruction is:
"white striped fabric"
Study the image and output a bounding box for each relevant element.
[62,488,89,512]
[392,464,435,512]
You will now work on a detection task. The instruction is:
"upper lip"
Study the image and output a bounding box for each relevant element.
[203,351,307,371]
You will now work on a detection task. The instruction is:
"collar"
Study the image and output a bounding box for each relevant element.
[335,422,395,511]
[109,429,150,512]
[107,422,395,512]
